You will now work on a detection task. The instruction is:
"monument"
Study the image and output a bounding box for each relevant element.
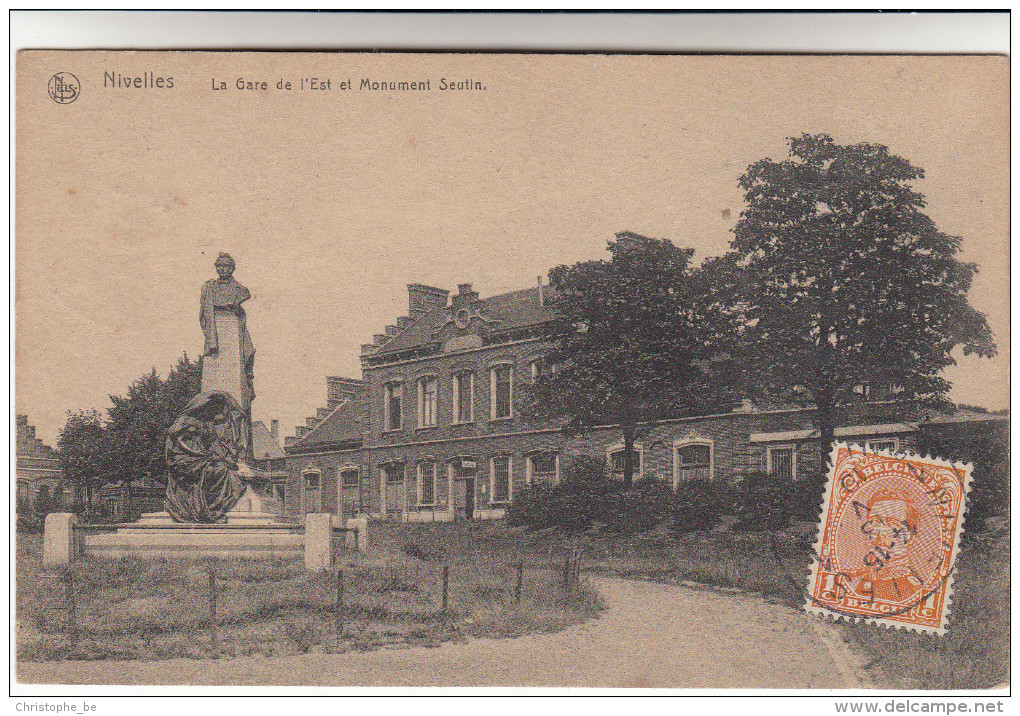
[43,253,366,565]
[160,252,277,523]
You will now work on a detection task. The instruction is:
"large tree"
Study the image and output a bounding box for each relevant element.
[731,133,996,456]
[57,354,202,501]
[56,408,111,505]
[526,232,740,483]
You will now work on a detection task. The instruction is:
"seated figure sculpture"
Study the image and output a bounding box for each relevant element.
[164,391,254,523]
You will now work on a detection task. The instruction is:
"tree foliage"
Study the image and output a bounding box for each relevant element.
[57,354,202,501]
[57,408,111,504]
[525,232,741,483]
[730,133,996,453]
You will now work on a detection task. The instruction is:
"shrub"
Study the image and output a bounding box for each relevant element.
[789,470,826,522]
[555,455,620,530]
[671,479,725,534]
[916,421,1009,531]
[733,472,797,532]
[506,483,560,529]
[597,478,675,534]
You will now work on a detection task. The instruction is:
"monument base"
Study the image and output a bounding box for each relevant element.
[87,487,299,559]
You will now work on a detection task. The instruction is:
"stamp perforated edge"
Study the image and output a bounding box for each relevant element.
[804,441,974,636]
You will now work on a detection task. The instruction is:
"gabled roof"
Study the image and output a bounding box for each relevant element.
[289,399,364,451]
[251,420,286,461]
[372,285,557,357]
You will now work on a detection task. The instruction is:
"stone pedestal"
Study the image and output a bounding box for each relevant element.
[201,309,249,412]
[43,513,78,566]
[304,513,334,571]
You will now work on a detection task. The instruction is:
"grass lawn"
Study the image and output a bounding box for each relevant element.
[15,525,602,662]
[396,517,1009,690]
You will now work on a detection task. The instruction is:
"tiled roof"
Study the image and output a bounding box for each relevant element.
[291,399,364,449]
[251,420,286,460]
[373,286,556,356]
[923,409,1009,425]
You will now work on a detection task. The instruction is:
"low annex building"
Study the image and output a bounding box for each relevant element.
[282,281,1008,522]
[16,414,69,512]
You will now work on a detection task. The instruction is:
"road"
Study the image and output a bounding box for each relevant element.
[18,576,870,688]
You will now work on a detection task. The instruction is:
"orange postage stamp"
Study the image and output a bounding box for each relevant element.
[806,443,973,634]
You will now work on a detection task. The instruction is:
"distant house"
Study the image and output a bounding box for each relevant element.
[16,415,70,512]
[252,419,289,508]
[281,281,1009,522]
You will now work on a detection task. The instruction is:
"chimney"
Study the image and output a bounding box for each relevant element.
[452,282,479,309]
[270,419,279,441]
[537,275,544,306]
[408,284,449,316]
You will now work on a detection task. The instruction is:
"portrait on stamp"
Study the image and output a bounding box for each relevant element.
[807,444,972,634]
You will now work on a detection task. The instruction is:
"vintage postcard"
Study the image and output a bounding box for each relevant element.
[14,50,1008,692]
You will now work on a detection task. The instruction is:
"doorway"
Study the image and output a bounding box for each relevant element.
[463,478,475,520]
[452,458,477,520]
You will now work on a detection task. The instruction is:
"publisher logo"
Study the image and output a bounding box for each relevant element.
[48,72,80,104]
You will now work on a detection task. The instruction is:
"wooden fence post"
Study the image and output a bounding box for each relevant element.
[208,569,218,655]
[65,569,78,646]
[335,568,344,641]
[441,564,450,614]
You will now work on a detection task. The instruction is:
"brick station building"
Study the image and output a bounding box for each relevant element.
[282,281,1007,522]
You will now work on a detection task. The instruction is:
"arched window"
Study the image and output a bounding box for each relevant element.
[453,371,474,424]
[674,438,713,485]
[490,454,512,504]
[607,442,643,481]
[526,451,560,486]
[490,363,513,420]
[417,461,437,506]
[339,467,360,517]
[417,375,438,428]
[380,462,406,517]
[301,468,322,514]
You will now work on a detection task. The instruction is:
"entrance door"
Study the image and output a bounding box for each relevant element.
[452,460,477,519]
[464,478,475,520]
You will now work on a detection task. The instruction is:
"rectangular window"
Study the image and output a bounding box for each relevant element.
[677,444,712,481]
[491,365,512,419]
[528,452,558,485]
[383,463,405,515]
[768,447,794,481]
[302,471,321,514]
[418,462,436,505]
[454,372,474,423]
[865,439,898,453]
[384,382,402,431]
[610,449,642,481]
[274,483,287,504]
[491,455,510,503]
[417,376,437,427]
[340,469,359,517]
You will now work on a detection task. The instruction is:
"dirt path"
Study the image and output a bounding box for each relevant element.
[18,576,869,688]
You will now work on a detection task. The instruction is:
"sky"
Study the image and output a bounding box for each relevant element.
[15,53,1009,446]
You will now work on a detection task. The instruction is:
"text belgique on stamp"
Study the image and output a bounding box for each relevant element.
[806,442,973,635]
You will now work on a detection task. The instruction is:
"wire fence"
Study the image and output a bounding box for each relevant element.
[24,545,591,659]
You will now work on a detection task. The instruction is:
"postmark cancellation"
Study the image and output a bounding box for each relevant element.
[805,442,973,635]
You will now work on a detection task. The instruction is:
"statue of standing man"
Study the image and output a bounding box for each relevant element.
[200,252,256,406]
[164,252,260,523]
